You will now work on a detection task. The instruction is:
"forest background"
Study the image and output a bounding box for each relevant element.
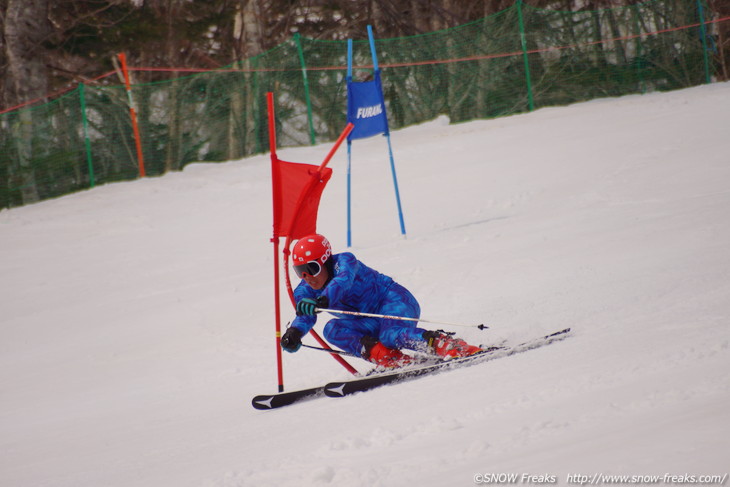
[1,0,728,208]
[2,0,729,109]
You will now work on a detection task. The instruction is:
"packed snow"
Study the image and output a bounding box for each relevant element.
[1,82,729,487]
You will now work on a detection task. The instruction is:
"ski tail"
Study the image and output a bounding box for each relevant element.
[252,386,325,410]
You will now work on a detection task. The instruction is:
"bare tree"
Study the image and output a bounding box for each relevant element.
[234,0,265,58]
[2,0,50,108]
[709,0,730,81]
[2,0,51,204]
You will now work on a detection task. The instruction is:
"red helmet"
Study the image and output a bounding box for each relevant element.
[292,234,332,278]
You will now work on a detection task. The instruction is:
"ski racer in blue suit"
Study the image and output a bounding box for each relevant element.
[280,234,482,368]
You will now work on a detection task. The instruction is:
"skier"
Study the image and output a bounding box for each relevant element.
[280,233,482,368]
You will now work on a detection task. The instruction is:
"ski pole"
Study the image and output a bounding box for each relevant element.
[301,344,360,357]
[316,308,488,330]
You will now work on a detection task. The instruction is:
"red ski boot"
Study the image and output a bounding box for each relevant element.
[423,331,483,359]
[361,339,413,369]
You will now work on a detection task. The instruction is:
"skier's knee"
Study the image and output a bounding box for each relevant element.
[322,319,338,342]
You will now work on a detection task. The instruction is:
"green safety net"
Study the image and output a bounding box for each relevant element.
[0,0,717,209]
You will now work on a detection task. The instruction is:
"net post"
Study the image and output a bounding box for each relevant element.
[696,0,712,84]
[294,33,316,145]
[517,1,535,111]
[78,83,95,188]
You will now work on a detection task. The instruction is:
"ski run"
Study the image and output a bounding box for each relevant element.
[2,83,729,486]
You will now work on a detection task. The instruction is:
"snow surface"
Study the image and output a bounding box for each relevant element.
[1,83,729,487]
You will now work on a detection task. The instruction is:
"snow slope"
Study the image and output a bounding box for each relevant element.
[1,82,729,487]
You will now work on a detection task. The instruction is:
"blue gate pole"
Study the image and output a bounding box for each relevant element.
[368,25,406,238]
[346,39,354,247]
[347,141,353,247]
[385,132,406,237]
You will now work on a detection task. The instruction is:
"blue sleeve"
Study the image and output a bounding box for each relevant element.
[321,253,359,307]
[291,280,317,335]
[289,252,363,335]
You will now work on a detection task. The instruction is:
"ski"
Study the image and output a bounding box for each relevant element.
[251,385,326,410]
[252,328,572,409]
[251,355,440,410]
[324,328,572,398]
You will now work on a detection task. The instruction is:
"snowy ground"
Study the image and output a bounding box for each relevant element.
[1,82,729,487]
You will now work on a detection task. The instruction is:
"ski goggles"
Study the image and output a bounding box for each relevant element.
[293,260,322,279]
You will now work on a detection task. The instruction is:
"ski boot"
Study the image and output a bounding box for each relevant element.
[361,336,413,369]
[423,330,483,359]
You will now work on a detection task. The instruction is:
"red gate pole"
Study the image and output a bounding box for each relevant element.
[118,53,146,178]
[271,236,285,392]
[268,93,286,392]
[267,92,358,378]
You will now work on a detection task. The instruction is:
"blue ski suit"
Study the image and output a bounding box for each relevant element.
[291,252,426,357]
